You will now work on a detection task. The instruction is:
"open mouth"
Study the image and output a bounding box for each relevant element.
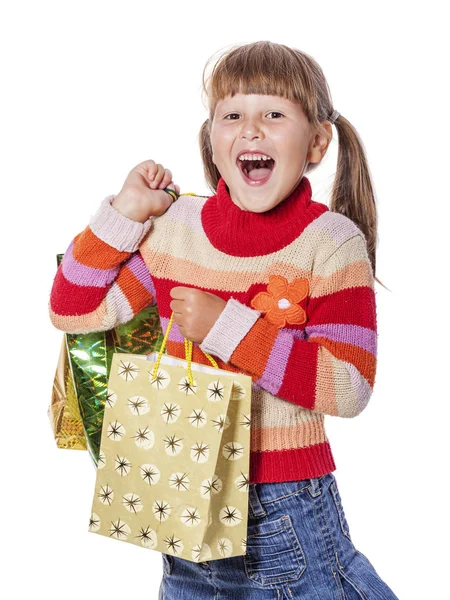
[237,157,276,185]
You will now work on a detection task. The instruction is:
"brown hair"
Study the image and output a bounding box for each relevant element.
[198,41,385,288]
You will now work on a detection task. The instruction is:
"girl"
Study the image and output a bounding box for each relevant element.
[49,41,399,599]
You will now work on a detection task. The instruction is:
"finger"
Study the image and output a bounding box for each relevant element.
[171,311,185,328]
[170,286,189,299]
[150,164,165,188]
[135,159,156,174]
[145,160,157,181]
[169,299,184,314]
[146,162,160,185]
[149,164,163,188]
[156,172,174,193]
[160,169,173,188]
[171,311,180,327]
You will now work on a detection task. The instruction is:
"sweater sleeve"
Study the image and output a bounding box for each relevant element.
[49,195,157,334]
[200,234,377,418]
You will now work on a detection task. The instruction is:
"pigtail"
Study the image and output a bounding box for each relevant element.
[326,114,385,288]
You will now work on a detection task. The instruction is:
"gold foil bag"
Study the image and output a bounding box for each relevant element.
[88,318,252,562]
[48,336,87,451]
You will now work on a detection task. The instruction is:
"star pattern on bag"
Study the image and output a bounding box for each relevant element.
[217,537,232,557]
[105,389,117,408]
[191,441,210,462]
[169,472,190,491]
[132,426,154,446]
[201,475,222,498]
[207,380,225,401]
[122,493,142,514]
[153,500,171,522]
[136,525,156,547]
[236,472,250,491]
[164,534,183,555]
[89,513,100,531]
[117,360,139,381]
[161,402,181,423]
[127,396,149,415]
[211,414,230,433]
[192,543,211,562]
[179,376,198,395]
[107,420,125,441]
[97,450,106,468]
[109,518,130,539]
[239,413,251,429]
[140,464,160,485]
[164,434,183,455]
[98,484,114,505]
[181,507,201,526]
[231,381,246,400]
[114,455,131,476]
[150,368,170,389]
[188,408,207,427]
[223,441,244,461]
[220,505,242,526]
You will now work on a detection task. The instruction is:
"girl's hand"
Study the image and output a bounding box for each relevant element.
[111,159,181,222]
[169,287,227,344]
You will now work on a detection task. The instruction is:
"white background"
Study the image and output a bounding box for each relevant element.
[1,1,448,598]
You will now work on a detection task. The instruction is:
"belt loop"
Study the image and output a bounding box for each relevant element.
[307,476,322,498]
[248,484,267,518]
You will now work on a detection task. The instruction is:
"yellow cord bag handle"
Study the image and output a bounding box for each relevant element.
[152,312,219,386]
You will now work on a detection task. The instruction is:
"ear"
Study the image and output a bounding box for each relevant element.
[307,122,332,164]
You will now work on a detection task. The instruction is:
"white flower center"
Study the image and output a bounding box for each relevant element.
[277,298,291,309]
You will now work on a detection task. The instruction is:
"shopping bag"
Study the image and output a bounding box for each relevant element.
[48,335,87,451]
[48,253,164,466]
[88,313,252,562]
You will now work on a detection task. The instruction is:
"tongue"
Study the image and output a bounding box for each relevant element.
[247,167,272,181]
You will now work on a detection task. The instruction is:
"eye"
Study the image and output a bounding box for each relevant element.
[224,111,283,120]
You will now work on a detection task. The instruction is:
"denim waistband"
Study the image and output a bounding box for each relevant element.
[248,475,328,518]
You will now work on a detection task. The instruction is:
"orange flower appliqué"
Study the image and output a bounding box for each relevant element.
[250,275,309,328]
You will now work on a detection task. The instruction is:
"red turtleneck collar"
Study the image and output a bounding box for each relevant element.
[201,176,329,257]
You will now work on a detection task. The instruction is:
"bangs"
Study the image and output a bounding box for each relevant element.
[202,42,316,120]
[211,72,300,106]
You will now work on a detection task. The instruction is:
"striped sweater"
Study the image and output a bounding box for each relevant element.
[49,176,377,484]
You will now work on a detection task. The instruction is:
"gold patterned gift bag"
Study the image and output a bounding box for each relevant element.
[48,336,87,451]
[88,313,252,563]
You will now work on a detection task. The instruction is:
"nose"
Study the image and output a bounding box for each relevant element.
[239,117,264,141]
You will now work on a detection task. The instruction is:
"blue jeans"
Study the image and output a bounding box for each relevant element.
[159,472,399,599]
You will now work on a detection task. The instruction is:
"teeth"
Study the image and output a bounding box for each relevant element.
[238,153,272,161]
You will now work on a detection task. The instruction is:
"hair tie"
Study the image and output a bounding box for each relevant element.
[328,109,340,124]
[163,187,180,202]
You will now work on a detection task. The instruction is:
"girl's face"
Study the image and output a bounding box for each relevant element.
[210,93,330,212]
